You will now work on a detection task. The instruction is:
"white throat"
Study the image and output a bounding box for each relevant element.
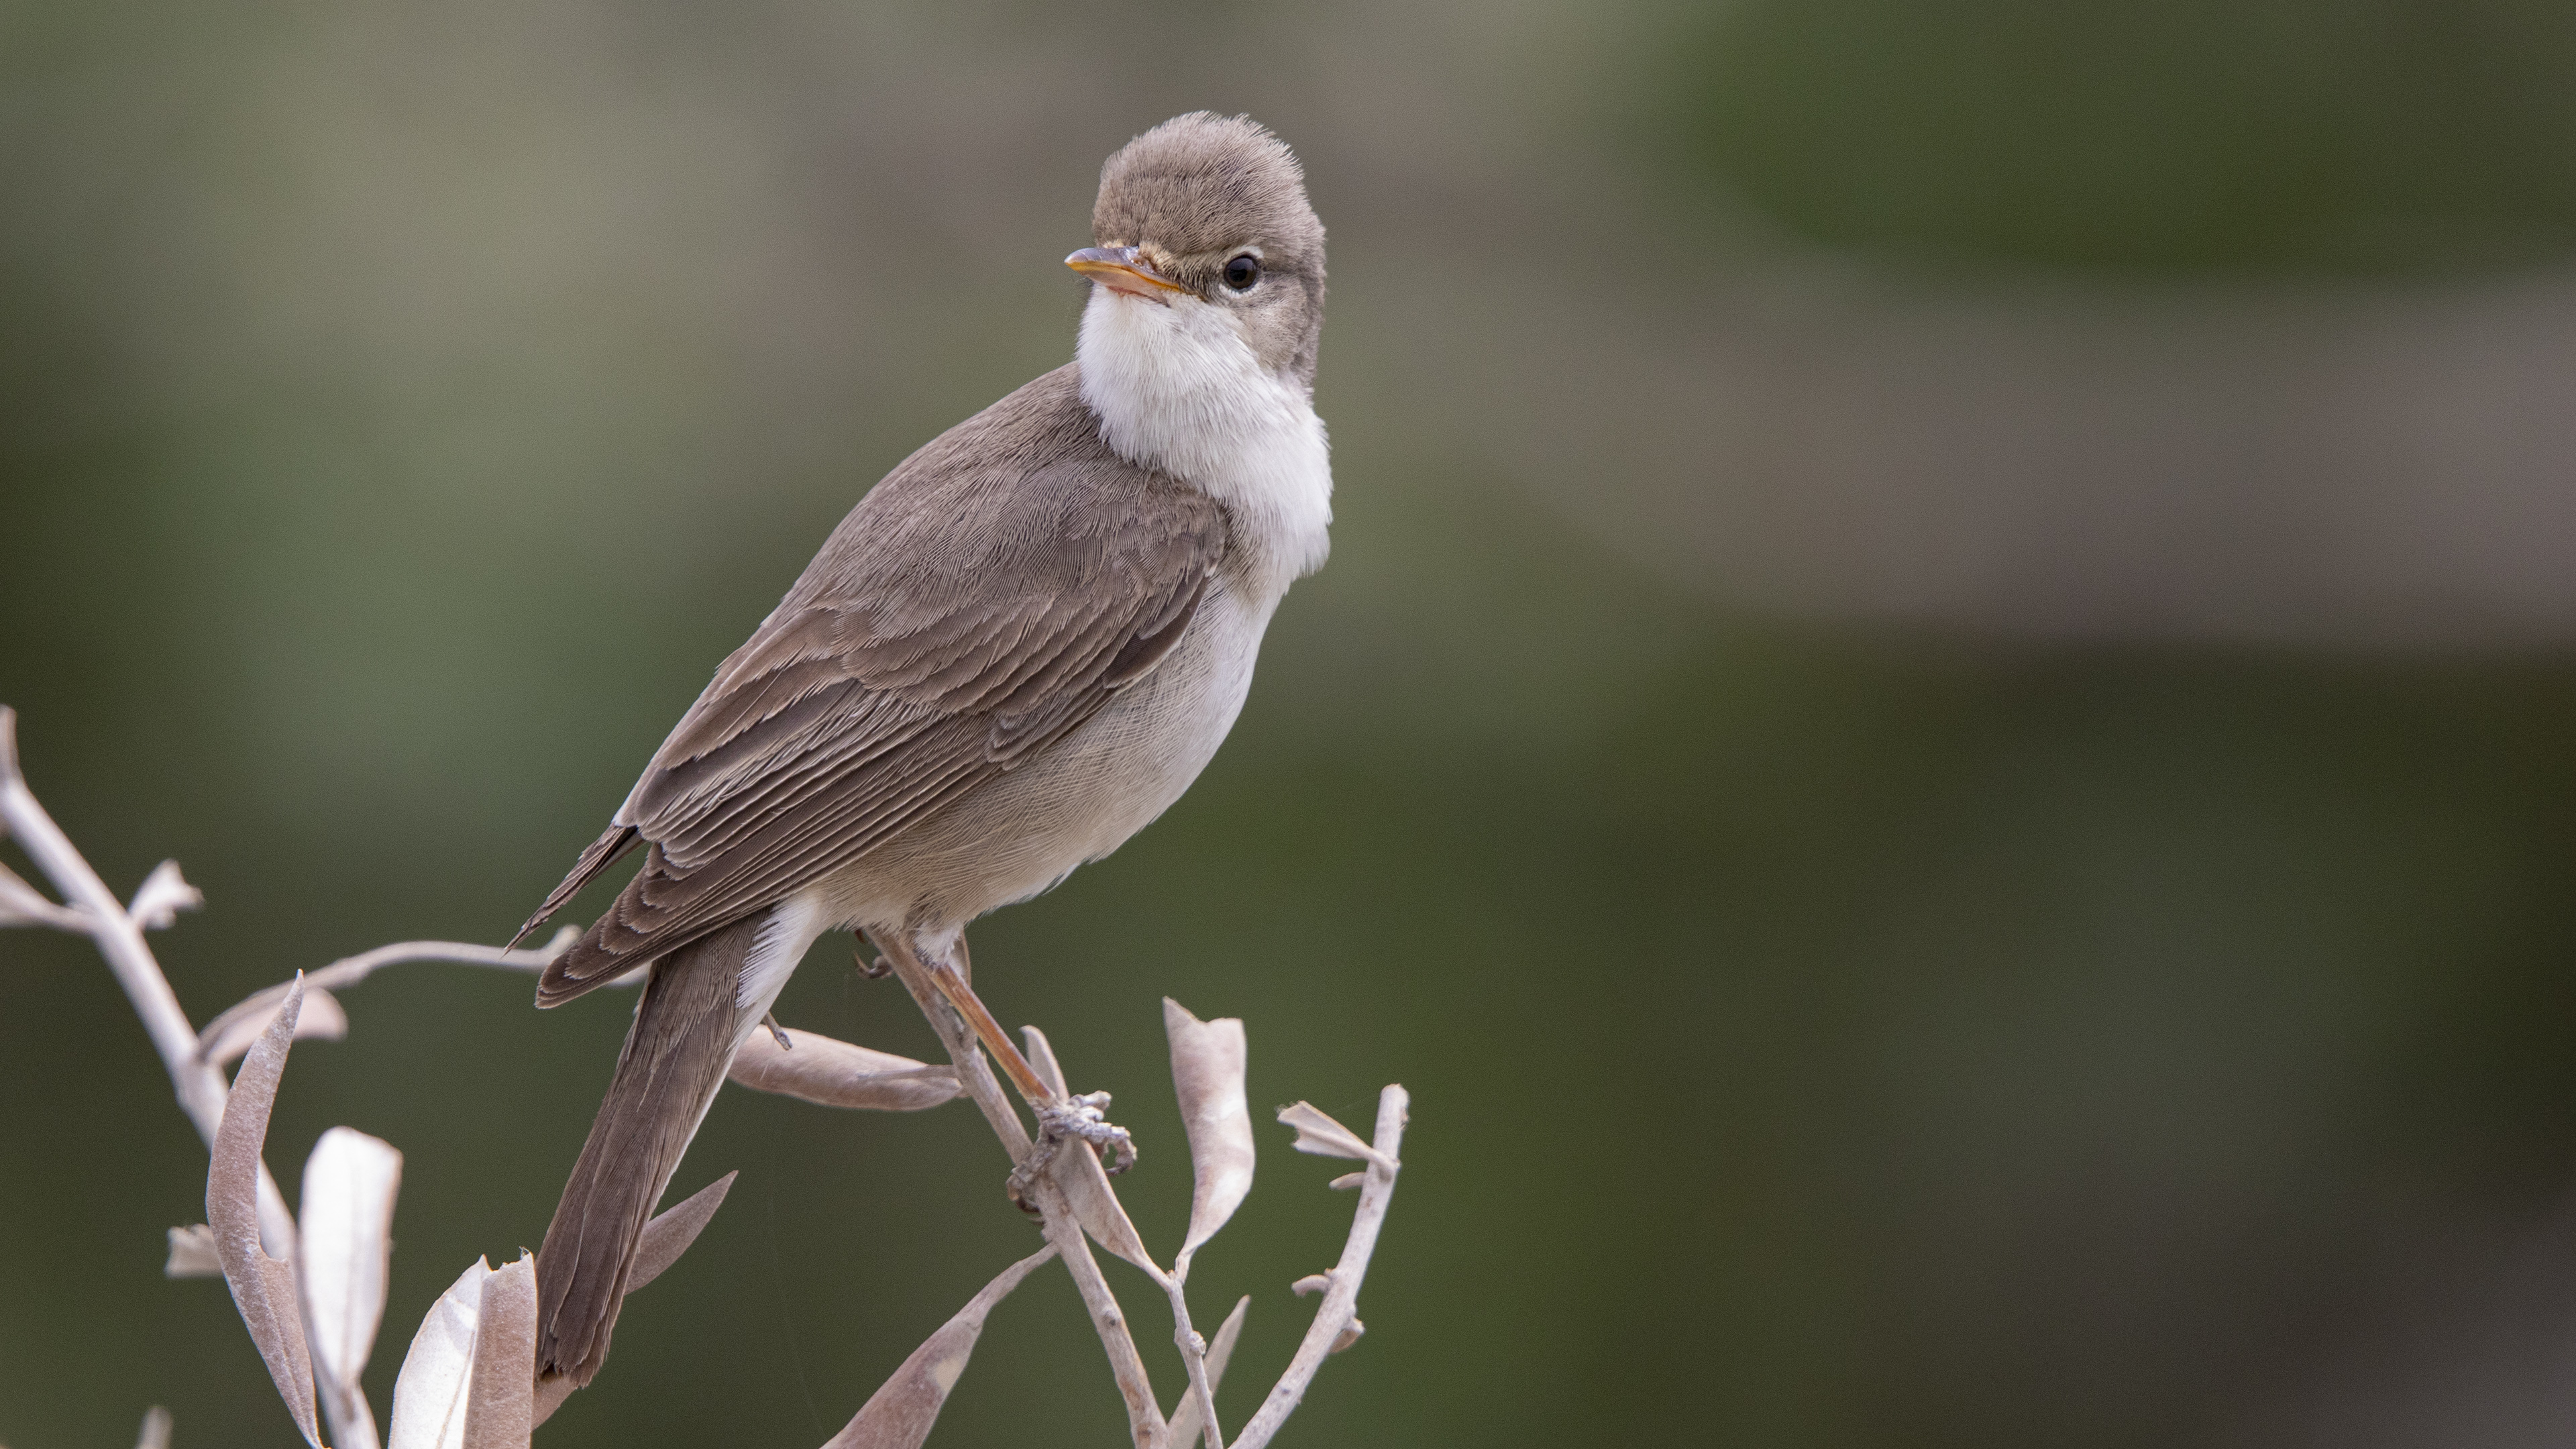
[1077,288,1333,593]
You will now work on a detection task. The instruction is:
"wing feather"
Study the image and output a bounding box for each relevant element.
[529,366,1224,1003]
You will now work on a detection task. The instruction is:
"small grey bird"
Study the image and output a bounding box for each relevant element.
[516,112,1330,1389]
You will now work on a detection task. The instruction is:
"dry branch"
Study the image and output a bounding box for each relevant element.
[1230,1087,1408,1449]
[197,933,584,1066]
[7,703,1412,1447]
[871,935,1173,1448]
[0,707,299,1254]
[1163,1296,1248,1449]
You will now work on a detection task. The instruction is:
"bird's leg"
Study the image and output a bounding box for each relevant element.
[924,953,1136,1175]
[926,955,1133,1172]
[870,927,1138,1186]
[920,948,1054,1106]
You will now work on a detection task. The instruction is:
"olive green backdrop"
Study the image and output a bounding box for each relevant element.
[10,2,2576,1446]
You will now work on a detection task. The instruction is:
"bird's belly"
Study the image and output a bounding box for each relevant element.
[818,579,1275,932]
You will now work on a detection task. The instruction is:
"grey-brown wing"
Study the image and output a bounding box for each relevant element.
[529,449,1223,1004]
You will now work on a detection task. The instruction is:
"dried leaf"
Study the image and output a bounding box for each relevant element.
[629,1170,737,1293]
[1331,1318,1365,1354]
[1165,1296,1250,1449]
[1164,1000,1254,1266]
[201,988,349,1068]
[459,1252,535,1449]
[388,1258,491,1449]
[126,859,203,929]
[1020,1026,1069,1097]
[729,1029,959,1112]
[1277,1102,1396,1172]
[0,859,84,928]
[209,974,322,1447]
[166,1224,223,1278]
[135,1405,173,1449]
[1024,1026,1161,1277]
[301,1128,403,1394]
[1205,1296,1250,1385]
[821,1245,1056,1449]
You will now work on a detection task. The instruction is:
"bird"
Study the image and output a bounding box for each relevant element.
[515,111,1331,1391]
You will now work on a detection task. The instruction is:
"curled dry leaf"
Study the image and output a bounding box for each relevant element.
[1164,999,1254,1269]
[209,974,323,1448]
[126,859,203,930]
[388,1258,492,1449]
[1022,1026,1161,1277]
[1166,1295,1251,1449]
[167,1224,223,1278]
[0,858,85,928]
[458,1252,536,1449]
[201,988,350,1068]
[729,1028,961,1113]
[136,1405,173,1449]
[821,1244,1057,1449]
[1020,1025,1070,1097]
[630,1170,738,1293]
[301,1128,403,1397]
[1277,1102,1396,1173]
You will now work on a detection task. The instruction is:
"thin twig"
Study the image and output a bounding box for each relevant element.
[1228,1085,1408,1449]
[1159,1273,1226,1449]
[869,932,1171,1449]
[0,706,298,1256]
[195,930,590,1062]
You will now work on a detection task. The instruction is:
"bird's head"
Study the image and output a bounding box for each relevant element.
[1069,113,1326,391]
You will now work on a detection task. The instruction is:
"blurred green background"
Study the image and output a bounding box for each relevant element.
[11,1,2576,1445]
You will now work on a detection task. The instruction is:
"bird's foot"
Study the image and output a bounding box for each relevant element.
[1007,1090,1137,1210]
[1039,1090,1136,1175]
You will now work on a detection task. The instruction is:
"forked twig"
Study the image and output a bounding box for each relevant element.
[0,706,298,1255]
[11,700,1409,1447]
[869,932,1173,1449]
[1230,1086,1408,1449]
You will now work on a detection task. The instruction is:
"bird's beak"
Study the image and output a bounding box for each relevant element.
[1066,246,1186,301]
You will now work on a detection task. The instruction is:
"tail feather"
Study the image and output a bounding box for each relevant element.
[535,915,757,1387]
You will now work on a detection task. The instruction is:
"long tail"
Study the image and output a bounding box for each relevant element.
[535,915,758,1387]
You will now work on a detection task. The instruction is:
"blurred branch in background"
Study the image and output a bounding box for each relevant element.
[0,705,1405,1447]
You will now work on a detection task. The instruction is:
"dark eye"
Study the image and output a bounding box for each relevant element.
[1222,254,1260,290]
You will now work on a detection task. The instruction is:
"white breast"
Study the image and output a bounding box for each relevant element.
[1077,288,1334,595]
[806,289,1333,943]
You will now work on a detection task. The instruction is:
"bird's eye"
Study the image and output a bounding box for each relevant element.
[1222,254,1260,290]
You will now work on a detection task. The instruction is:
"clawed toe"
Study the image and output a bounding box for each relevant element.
[1005,1089,1138,1213]
[1037,1089,1136,1174]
